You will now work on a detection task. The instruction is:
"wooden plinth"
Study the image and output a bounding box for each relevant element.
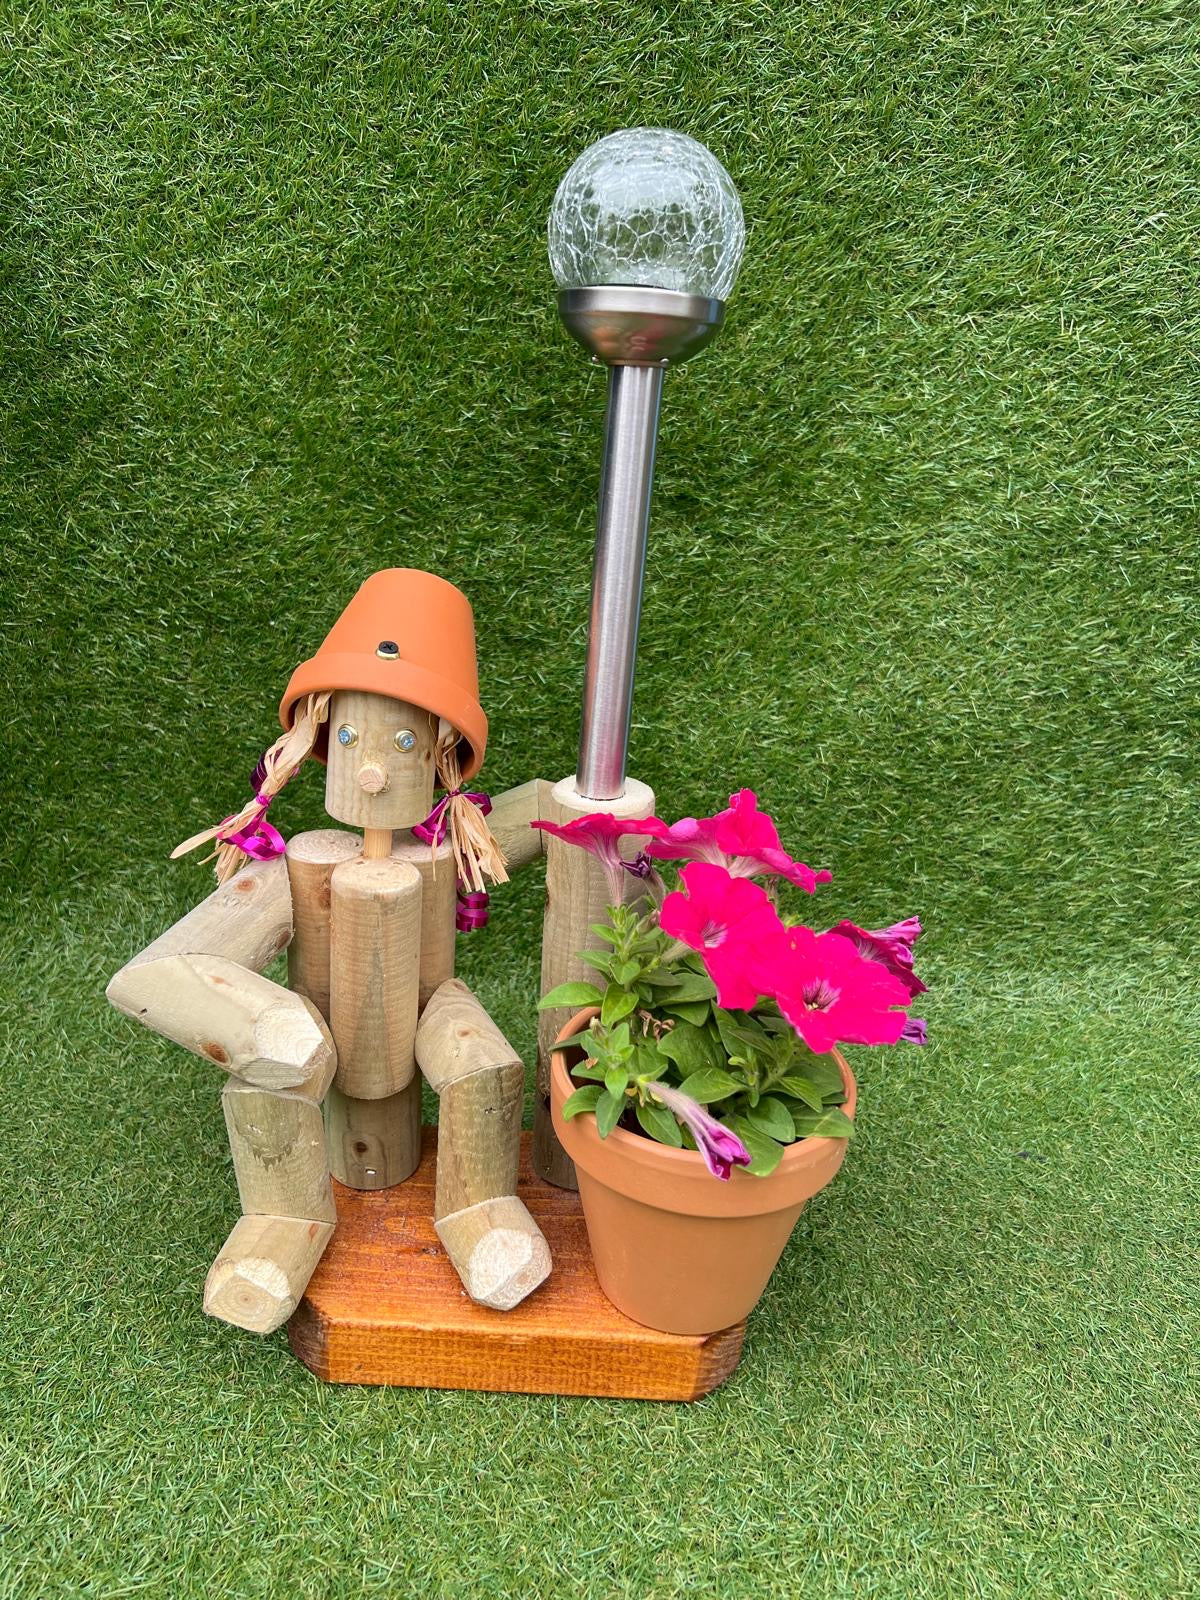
[288,1130,745,1400]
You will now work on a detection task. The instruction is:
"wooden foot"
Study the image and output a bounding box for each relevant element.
[288,1133,745,1400]
[204,1215,334,1334]
[434,1195,551,1310]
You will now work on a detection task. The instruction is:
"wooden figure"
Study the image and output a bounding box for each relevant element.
[107,569,551,1332]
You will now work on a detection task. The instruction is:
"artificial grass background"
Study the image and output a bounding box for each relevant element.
[2,3,1197,1596]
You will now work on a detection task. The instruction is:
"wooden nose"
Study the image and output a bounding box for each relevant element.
[357,763,389,795]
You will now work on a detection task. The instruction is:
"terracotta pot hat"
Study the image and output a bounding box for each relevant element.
[279,569,488,778]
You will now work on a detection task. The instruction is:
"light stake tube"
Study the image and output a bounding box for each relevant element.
[577,361,663,800]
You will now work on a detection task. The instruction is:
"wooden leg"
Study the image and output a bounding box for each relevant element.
[415,979,551,1309]
[204,1215,334,1334]
[108,953,337,1095]
[222,1083,337,1224]
[535,774,657,1188]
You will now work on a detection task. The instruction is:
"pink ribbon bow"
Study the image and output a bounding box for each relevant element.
[222,792,287,863]
[411,788,492,847]
[414,789,494,933]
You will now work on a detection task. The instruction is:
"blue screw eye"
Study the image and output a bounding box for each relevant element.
[337,725,358,747]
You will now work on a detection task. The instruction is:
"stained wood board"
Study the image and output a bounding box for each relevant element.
[288,1131,745,1401]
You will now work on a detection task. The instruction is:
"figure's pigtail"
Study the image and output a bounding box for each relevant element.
[172,691,331,883]
[412,719,508,930]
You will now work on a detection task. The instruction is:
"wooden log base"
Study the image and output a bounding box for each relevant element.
[288,1132,745,1401]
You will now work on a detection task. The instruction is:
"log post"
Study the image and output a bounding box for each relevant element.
[390,832,457,1009]
[415,978,551,1310]
[204,1215,334,1335]
[534,774,657,1188]
[325,1077,422,1190]
[285,829,361,1021]
[329,856,421,1098]
[327,854,423,1188]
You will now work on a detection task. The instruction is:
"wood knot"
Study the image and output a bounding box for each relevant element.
[203,1042,231,1064]
[235,878,255,894]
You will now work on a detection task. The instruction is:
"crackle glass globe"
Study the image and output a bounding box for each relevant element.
[548,128,745,301]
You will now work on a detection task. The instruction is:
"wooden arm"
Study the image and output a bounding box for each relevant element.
[109,855,294,981]
[487,779,555,871]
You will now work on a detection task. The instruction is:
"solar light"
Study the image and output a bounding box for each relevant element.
[549,128,744,800]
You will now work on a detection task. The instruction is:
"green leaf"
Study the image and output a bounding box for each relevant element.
[727,1115,785,1177]
[660,968,718,1003]
[613,959,641,986]
[714,1007,769,1061]
[588,924,619,945]
[581,951,617,979]
[595,1088,625,1139]
[601,985,638,1028]
[636,1100,683,1147]
[777,1073,825,1112]
[643,968,684,988]
[553,1029,593,1055]
[570,1061,607,1082]
[561,1085,602,1120]
[677,1067,742,1104]
[798,1053,845,1097]
[604,1066,630,1100]
[665,1000,712,1026]
[792,1107,854,1139]
[538,981,603,1011]
[746,1095,795,1142]
[656,1020,722,1077]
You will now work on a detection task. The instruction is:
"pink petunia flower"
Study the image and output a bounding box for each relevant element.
[646,789,831,894]
[531,812,668,902]
[766,927,913,1054]
[659,861,787,1010]
[828,916,927,999]
[649,1082,752,1180]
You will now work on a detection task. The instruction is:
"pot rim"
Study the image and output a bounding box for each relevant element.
[550,1008,856,1218]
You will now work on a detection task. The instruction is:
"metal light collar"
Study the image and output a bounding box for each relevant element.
[558,285,725,367]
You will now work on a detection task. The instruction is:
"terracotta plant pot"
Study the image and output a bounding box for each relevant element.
[279,568,488,777]
[551,1009,857,1336]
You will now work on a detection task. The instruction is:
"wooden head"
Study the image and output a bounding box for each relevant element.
[324,690,437,829]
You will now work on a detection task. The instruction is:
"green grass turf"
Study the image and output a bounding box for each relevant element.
[2,2,1198,1594]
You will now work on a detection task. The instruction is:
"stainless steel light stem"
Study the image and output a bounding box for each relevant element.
[559,286,725,801]
[576,362,664,800]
